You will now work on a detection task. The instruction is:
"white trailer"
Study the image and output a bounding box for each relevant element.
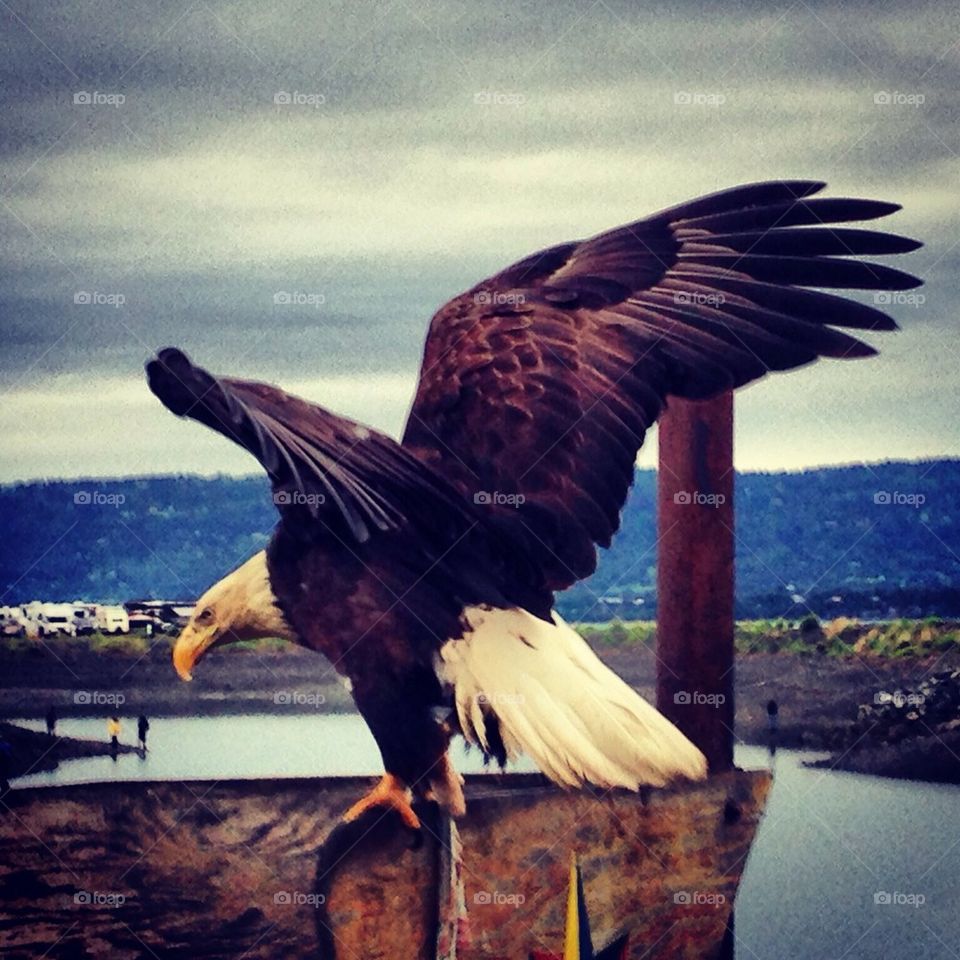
[15,603,41,638]
[95,605,129,634]
[0,606,26,637]
[36,603,77,637]
[71,602,98,636]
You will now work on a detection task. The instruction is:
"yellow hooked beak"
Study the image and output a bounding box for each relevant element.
[172,625,218,682]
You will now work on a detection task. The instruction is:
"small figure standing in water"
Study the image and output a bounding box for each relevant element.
[107,716,121,759]
[45,705,57,737]
[766,699,779,757]
[766,699,779,734]
[137,714,149,752]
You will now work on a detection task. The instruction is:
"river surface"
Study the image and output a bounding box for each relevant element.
[10,714,959,959]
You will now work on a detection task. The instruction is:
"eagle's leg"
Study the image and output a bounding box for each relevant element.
[348,672,458,827]
[343,773,421,829]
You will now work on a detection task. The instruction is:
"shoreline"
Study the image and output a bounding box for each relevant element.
[4,644,959,784]
[4,644,954,745]
[0,720,138,780]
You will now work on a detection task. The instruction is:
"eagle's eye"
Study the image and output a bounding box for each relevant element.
[196,607,214,624]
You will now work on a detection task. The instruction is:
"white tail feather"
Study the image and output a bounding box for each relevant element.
[437,606,708,789]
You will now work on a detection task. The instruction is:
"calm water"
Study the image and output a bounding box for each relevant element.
[11,713,538,783]
[10,716,960,959]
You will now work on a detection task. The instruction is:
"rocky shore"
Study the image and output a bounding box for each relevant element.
[811,668,960,782]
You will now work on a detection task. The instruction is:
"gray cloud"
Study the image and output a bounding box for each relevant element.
[1,0,958,481]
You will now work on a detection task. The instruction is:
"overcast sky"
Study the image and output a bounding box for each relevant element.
[1,0,957,482]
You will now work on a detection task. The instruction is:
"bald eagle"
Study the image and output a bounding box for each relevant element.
[147,181,920,827]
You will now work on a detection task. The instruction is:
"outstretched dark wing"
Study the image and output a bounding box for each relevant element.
[402,180,922,591]
[146,347,475,545]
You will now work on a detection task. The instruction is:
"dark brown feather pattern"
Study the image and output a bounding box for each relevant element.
[402,180,922,590]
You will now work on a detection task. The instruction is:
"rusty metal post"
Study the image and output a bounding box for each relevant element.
[656,392,735,773]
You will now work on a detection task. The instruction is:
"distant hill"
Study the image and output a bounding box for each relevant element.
[1,460,958,620]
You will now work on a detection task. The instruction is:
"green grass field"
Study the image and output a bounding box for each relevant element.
[577,616,960,658]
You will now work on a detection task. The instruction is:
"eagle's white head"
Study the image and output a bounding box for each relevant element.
[173,550,295,681]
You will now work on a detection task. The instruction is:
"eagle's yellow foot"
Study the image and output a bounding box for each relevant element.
[343,773,421,830]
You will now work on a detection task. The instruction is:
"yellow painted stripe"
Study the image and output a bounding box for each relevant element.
[564,856,580,960]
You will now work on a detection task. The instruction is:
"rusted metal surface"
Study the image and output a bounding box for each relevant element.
[0,776,355,959]
[317,809,441,959]
[0,770,769,958]
[323,770,770,959]
[656,393,736,772]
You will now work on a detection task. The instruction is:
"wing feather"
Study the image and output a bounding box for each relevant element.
[403,181,922,591]
[146,348,472,544]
